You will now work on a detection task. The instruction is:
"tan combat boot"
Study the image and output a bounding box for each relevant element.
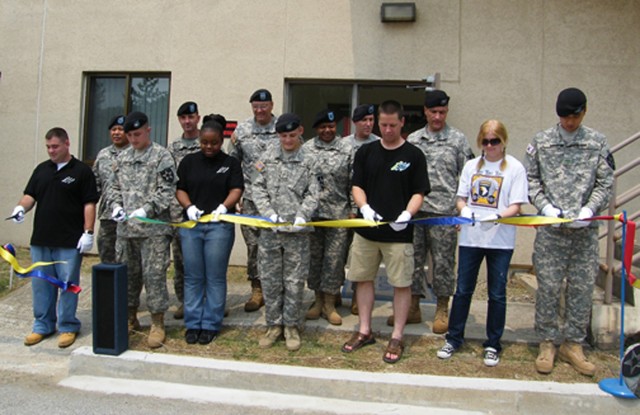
[558,341,596,376]
[259,325,283,349]
[321,293,342,325]
[244,279,265,312]
[535,341,556,374]
[128,307,141,333]
[432,296,450,334]
[386,295,423,326]
[284,326,301,351]
[305,291,324,320]
[148,313,165,349]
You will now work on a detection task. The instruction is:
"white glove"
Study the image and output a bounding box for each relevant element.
[76,231,94,253]
[479,213,500,230]
[291,217,306,232]
[269,214,284,232]
[186,205,204,221]
[129,208,147,219]
[460,206,474,220]
[10,206,25,224]
[541,204,562,218]
[389,210,411,232]
[480,213,500,222]
[570,207,593,228]
[210,204,227,222]
[360,204,382,222]
[111,206,126,222]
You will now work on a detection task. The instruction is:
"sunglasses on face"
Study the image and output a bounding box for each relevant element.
[482,138,502,146]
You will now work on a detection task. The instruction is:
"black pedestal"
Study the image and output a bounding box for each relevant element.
[92,263,128,355]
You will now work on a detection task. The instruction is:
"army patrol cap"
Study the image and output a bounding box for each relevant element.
[249,89,272,103]
[556,88,587,117]
[275,113,301,133]
[124,111,149,133]
[424,90,450,108]
[352,104,375,122]
[177,101,198,116]
[312,109,341,128]
[108,114,126,130]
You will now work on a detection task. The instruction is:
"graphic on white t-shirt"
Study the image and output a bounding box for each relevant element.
[470,173,503,208]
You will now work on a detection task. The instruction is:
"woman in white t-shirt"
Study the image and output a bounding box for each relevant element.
[436,119,528,367]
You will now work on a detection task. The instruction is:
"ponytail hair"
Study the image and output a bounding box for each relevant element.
[201,113,227,135]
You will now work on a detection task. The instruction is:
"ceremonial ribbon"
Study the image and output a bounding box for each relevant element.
[0,244,81,294]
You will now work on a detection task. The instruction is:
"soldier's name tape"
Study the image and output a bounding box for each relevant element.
[0,243,81,293]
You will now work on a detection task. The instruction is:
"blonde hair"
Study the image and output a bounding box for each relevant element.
[476,119,508,171]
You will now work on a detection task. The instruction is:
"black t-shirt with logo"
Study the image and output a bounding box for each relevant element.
[24,157,99,248]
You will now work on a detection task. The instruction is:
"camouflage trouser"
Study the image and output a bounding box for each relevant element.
[307,225,348,295]
[117,235,171,314]
[258,231,309,327]
[412,212,457,297]
[533,226,599,343]
[240,198,260,281]
[171,228,184,302]
[97,219,118,263]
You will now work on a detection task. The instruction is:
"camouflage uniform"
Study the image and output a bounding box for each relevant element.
[168,137,200,303]
[303,135,353,295]
[407,125,474,297]
[525,124,614,342]
[229,115,279,282]
[252,143,318,327]
[111,142,177,313]
[93,143,129,263]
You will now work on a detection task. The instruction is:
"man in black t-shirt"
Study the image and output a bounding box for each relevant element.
[341,101,430,364]
[10,127,98,349]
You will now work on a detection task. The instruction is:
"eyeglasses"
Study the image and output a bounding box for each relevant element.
[252,104,271,111]
[481,138,502,146]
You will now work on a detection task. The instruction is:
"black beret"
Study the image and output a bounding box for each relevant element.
[352,104,375,122]
[556,88,587,117]
[108,115,126,130]
[275,113,301,133]
[424,90,450,108]
[177,101,198,116]
[124,111,149,133]
[249,89,272,102]
[312,109,341,128]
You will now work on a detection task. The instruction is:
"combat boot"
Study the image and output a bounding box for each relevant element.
[259,325,283,349]
[321,293,342,325]
[386,295,423,326]
[305,291,324,320]
[244,279,265,312]
[432,296,450,334]
[148,313,165,349]
[284,326,301,351]
[558,341,596,376]
[128,307,141,333]
[535,341,556,374]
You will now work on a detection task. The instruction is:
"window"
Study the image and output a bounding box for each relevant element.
[82,73,171,162]
[286,80,428,139]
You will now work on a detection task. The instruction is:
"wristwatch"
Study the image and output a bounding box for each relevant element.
[84,230,94,235]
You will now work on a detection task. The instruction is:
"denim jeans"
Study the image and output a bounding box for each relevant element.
[30,245,83,334]
[446,246,513,353]
[180,222,235,331]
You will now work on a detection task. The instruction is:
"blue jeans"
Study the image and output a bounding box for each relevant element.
[446,246,513,353]
[30,246,82,334]
[180,222,235,331]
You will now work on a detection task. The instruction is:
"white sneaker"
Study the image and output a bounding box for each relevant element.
[437,342,456,359]
[483,347,500,367]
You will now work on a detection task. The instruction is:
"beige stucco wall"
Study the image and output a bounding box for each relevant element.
[1,0,638,267]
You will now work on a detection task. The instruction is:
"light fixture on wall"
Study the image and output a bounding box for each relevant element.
[380,2,416,23]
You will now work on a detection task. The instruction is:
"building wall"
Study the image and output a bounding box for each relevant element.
[1,0,638,266]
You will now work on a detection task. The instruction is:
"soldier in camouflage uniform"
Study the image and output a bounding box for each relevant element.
[229,89,279,312]
[168,101,201,319]
[525,88,614,376]
[252,113,318,351]
[398,90,473,333]
[110,111,177,349]
[93,114,129,263]
[302,109,354,326]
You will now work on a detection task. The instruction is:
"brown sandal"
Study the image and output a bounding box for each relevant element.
[341,331,375,353]
[383,338,404,364]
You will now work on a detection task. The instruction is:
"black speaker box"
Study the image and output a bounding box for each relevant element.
[92,263,128,355]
